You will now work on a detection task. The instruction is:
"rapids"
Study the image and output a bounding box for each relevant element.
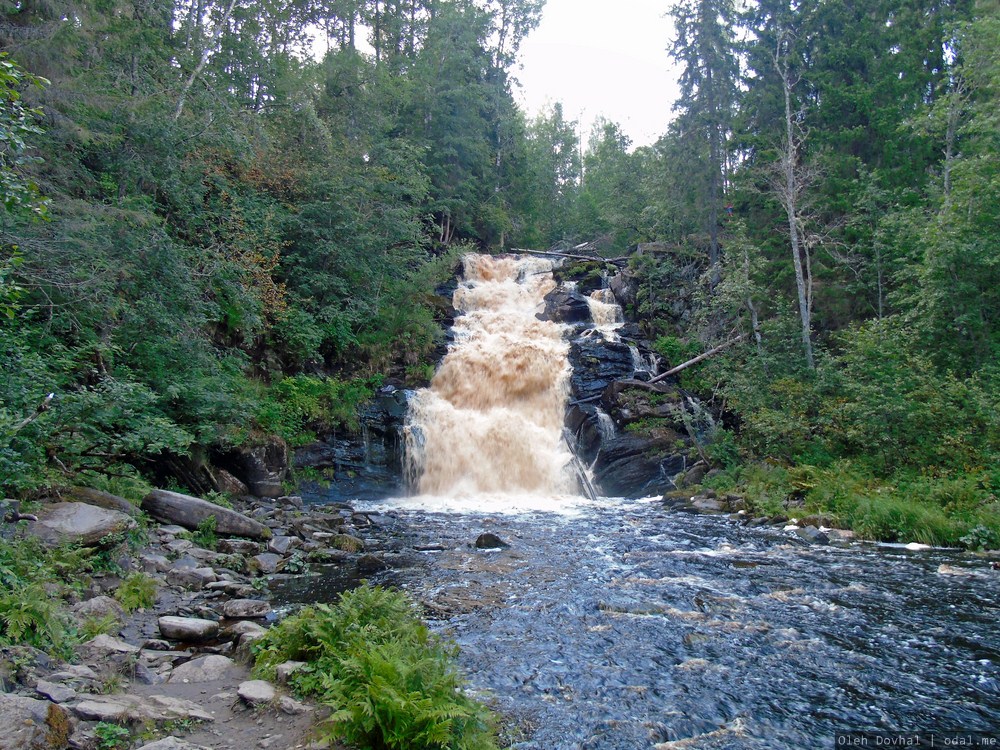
[285,253,1000,748]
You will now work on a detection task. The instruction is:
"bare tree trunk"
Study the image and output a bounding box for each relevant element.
[173,0,238,122]
[775,32,814,369]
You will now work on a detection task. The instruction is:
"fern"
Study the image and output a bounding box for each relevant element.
[253,586,498,750]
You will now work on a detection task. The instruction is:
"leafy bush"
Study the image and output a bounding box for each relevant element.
[253,585,497,750]
[254,374,380,445]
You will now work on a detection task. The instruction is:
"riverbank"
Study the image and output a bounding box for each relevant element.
[0,487,393,750]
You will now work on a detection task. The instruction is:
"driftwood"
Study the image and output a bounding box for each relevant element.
[512,248,629,267]
[12,393,54,434]
[648,335,747,385]
[141,489,269,539]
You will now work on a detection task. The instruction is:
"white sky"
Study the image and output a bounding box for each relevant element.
[514,0,682,150]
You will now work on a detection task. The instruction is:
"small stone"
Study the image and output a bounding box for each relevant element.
[474,533,508,549]
[141,553,172,573]
[274,661,305,685]
[167,655,239,683]
[278,695,311,715]
[221,599,271,619]
[238,679,277,707]
[794,526,829,545]
[158,616,220,642]
[136,737,212,750]
[251,553,283,574]
[165,538,194,554]
[167,566,218,591]
[35,678,76,703]
[267,535,299,556]
[217,539,261,555]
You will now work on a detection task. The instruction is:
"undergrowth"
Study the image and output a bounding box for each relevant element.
[253,585,498,750]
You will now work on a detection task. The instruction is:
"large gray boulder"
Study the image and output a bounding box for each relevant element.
[71,694,214,724]
[26,502,137,547]
[217,437,290,498]
[0,694,72,750]
[157,616,219,642]
[141,490,268,539]
[167,655,240,683]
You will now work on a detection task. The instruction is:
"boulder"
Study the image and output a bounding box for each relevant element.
[267,535,299,555]
[167,655,239,683]
[221,599,271,619]
[237,679,276,707]
[217,539,261,555]
[59,486,140,516]
[158,616,220,642]
[137,738,212,750]
[216,437,290,498]
[213,468,249,497]
[329,534,365,553]
[34,679,76,704]
[166,566,218,591]
[250,553,282,574]
[26,502,137,547]
[274,661,305,685]
[71,694,214,724]
[475,533,509,550]
[142,490,269,539]
[0,694,72,750]
[79,634,139,660]
[538,286,592,324]
[72,595,126,625]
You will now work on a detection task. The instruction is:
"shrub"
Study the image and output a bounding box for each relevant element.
[253,585,497,750]
[114,572,157,611]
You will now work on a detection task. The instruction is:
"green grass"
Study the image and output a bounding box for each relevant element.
[253,585,498,750]
[706,460,1000,548]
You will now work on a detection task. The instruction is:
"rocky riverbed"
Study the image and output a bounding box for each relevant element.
[0,488,389,750]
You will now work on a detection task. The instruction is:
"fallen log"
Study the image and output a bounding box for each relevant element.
[511,248,629,267]
[141,489,269,539]
[648,334,747,385]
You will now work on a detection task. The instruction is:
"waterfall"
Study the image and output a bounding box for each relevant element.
[585,288,624,339]
[629,344,659,377]
[594,406,616,441]
[404,254,577,498]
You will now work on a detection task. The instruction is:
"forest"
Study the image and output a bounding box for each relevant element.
[1,0,997,546]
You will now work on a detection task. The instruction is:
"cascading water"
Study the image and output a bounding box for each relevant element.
[404,254,578,502]
[585,287,624,339]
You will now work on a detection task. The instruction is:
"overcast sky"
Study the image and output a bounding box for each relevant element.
[514,0,682,149]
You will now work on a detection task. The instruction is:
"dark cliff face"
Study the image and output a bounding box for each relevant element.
[549,260,709,499]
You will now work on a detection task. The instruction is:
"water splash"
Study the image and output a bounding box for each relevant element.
[594,406,617,441]
[404,254,576,497]
[629,344,660,377]
[586,288,624,339]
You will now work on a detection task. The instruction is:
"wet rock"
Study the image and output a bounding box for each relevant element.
[167,655,239,683]
[689,496,727,514]
[251,553,283,574]
[0,694,72,750]
[218,539,261,555]
[538,286,592,324]
[158,616,220,642]
[34,679,76,704]
[215,436,290,498]
[475,533,509,549]
[237,679,276,707]
[72,595,126,624]
[166,566,218,591]
[795,526,830,545]
[267,535,299,555]
[72,694,214,723]
[221,599,271,619]
[26,502,137,547]
[356,554,388,573]
[142,490,270,539]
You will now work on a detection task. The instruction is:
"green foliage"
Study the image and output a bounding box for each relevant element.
[180,516,218,551]
[93,722,130,750]
[253,586,498,750]
[114,572,157,612]
[0,54,50,221]
[254,375,380,446]
[0,537,78,657]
